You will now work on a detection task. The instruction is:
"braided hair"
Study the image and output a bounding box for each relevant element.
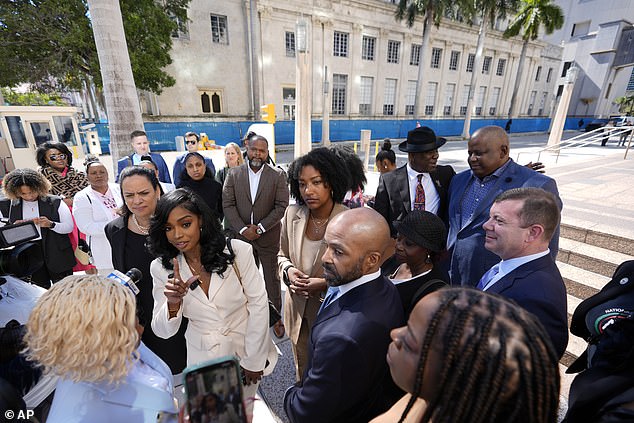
[399,288,559,423]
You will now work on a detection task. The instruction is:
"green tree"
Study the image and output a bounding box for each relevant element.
[461,0,520,138]
[395,0,462,118]
[0,87,67,106]
[504,0,564,118]
[0,0,189,94]
[615,95,634,115]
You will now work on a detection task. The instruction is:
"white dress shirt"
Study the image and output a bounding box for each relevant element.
[406,164,439,215]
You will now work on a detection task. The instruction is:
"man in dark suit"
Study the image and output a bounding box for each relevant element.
[171,131,216,186]
[116,130,171,183]
[284,208,404,423]
[447,125,562,287]
[477,187,568,358]
[222,134,289,335]
[373,126,455,234]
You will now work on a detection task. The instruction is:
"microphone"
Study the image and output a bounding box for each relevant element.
[107,268,142,295]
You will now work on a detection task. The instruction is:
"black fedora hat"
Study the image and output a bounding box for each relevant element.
[399,126,447,153]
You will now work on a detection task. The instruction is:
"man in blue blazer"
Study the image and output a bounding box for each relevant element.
[477,187,568,358]
[447,125,562,287]
[116,130,171,183]
[171,131,216,186]
[284,208,405,423]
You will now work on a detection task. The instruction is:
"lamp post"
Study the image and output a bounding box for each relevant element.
[547,65,579,148]
[322,65,330,146]
[294,19,312,157]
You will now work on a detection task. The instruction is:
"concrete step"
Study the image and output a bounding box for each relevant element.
[561,223,634,257]
[558,237,634,278]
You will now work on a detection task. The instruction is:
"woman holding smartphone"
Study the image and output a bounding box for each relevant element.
[148,188,277,412]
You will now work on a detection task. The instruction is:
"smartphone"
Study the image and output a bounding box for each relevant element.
[183,356,247,423]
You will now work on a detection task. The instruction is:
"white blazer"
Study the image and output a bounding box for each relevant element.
[73,183,123,270]
[151,240,278,373]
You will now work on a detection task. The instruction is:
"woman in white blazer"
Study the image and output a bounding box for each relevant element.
[73,156,123,273]
[24,275,177,423]
[148,189,277,415]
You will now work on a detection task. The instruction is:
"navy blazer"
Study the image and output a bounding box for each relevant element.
[116,152,171,184]
[486,254,568,358]
[284,275,405,423]
[172,153,216,187]
[447,160,562,287]
[373,164,455,234]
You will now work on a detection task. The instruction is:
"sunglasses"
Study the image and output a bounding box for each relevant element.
[48,154,67,161]
[186,140,198,145]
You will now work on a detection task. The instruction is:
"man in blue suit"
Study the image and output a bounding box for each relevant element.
[171,131,215,186]
[447,125,562,287]
[284,208,404,423]
[477,187,568,358]
[116,130,171,183]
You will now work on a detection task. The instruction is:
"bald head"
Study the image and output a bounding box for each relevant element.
[321,208,391,286]
[468,125,510,179]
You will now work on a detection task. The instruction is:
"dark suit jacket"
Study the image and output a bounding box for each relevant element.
[222,163,289,253]
[486,254,568,358]
[116,152,171,184]
[284,275,405,423]
[373,164,455,234]
[447,160,562,286]
[0,197,75,274]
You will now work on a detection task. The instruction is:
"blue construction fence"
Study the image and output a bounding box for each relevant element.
[92,117,585,154]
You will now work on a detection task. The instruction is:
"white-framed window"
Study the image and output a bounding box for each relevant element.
[410,44,421,66]
[359,77,374,115]
[449,51,460,71]
[535,66,542,81]
[444,83,455,116]
[332,74,348,115]
[430,47,442,69]
[200,89,223,114]
[333,31,349,57]
[546,67,553,83]
[489,87,500,115]
[482,56,492,74]
[282,87,296,120]
[405,80,416,115]
[571,21,591,38]
[466,53,475,72]
[496,59,506,76]
[169,13,189,39]
[538,91,548,115]
[460,84,470,115]
[425,82,437,115]
[475,86,486,115]
[387,40,400,64]
[527,90,537,115]
[210,14,228,44]
[285,31,296,57]
[362,36,376,61]
[383,78,397,115]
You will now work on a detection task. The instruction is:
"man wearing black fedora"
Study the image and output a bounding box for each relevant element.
[373,126,455,236]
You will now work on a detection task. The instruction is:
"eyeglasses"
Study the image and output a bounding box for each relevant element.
[48,154,66,161]
[186,140,198,145]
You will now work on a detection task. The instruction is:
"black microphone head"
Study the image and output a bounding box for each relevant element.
[125,268,143,283]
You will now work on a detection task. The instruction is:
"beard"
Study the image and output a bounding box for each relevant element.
[249,157,263,169]
[322,259,364,287]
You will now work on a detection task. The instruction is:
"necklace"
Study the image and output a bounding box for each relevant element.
[309,214,329,235]
[132,214,150,235]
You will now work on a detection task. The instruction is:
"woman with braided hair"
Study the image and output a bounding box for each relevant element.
[374,288,560,423]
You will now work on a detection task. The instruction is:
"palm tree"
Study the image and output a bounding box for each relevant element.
[461,0,520,138]
[615,94,634,115]
[395,0,459,119]
[504,0,564,118]
[86,0,144,173]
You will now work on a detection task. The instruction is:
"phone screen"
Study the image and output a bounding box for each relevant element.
[184,358,247,423]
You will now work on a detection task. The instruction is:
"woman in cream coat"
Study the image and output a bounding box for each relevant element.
[148,189,277,411]
[73,157,123,273]
[278,148,350,381]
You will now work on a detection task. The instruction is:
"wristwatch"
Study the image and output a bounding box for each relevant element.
[50,222,56,229]
[256,227,264,235]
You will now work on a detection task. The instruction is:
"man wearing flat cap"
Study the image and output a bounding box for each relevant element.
[373,126,455,236]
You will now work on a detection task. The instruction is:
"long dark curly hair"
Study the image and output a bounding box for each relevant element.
[147,188,233,275]
[288,147,351,205]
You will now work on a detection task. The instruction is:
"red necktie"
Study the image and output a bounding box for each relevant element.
[413,174,426,211]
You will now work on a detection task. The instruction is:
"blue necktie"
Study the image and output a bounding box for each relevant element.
[477,263,501,290]
[319,286,340,314]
